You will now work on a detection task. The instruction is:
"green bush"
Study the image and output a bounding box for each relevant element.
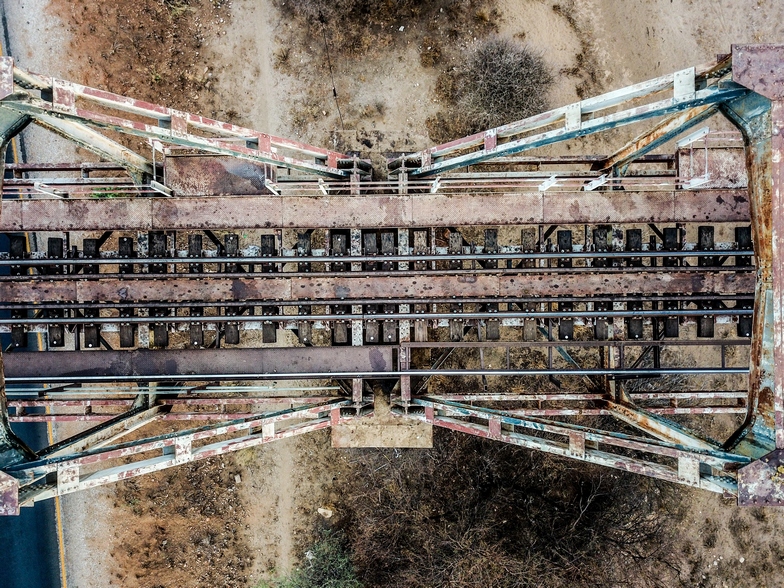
[259,530,361,588]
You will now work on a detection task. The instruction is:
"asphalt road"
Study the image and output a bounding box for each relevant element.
[0,7,62,582]
[0,232,60,588]
[0,425,61,588]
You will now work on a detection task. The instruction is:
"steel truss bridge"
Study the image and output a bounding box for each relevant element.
[1,44,783,514]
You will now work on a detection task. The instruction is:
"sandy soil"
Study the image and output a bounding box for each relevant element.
[7,0,784,586]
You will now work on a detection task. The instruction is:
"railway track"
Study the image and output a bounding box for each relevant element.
[2,45,784,512]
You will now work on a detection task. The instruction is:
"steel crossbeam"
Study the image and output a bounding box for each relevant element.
[390,59,746,176]
[402,398,747,493]
[4,400,348,513]
[0,188,751,231]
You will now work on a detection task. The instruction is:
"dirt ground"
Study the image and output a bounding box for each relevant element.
[7,0,784,586]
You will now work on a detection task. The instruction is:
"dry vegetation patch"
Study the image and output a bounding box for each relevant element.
[427,38,553,143]
[112,459,252,588]
[49,0,232,116]
[334,431,681,588]
[272,0,499,60]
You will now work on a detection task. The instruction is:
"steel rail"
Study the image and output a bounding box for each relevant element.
[0,308,755,326]
[0,267,757,283]
[0,293,753,311]
[2,367,749,385]
[0,249,756,266]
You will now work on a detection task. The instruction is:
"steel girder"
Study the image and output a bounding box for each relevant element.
[1,400,349,515]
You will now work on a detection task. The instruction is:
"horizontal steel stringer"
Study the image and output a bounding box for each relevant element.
[2,399,350,509]
[392,55,747,177]
[405,398,748,494]
[0,56,353,179]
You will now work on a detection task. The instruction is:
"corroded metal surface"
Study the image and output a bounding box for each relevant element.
[3,347,393,380]
[733,44,784,101]
[0,271,755,304]
[677,146,748,190]
[737,449,784,506]
[1,57,352,178]
[0,189,751,231]
[0,471,18,516]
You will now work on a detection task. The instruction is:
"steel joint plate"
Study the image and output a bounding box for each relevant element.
[738,449,784,506]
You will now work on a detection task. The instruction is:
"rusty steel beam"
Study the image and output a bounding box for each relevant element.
[4,400,350,508]
[605,401,719,450]
[391,60,746,177]
[598,104,718,172]
[37,405,167,457]
[0,271,755,305]
[3,347,393,382]
[8,396,336,409]
[0,188,750,231]
[0,57,352,179]
[12,405,746,423]
[718,45,781,466]
[405,398,746,493]
[31,112,153,179]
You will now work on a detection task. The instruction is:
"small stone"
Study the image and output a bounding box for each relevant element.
[235,474,242,483]
[317,507,333,519]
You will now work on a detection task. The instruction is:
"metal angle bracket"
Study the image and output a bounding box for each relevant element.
[676,125,711,147]
[682,175,711,189]
[584,173,609,191]
[538,175,558,192]
[674,67,697,100]
[738,448,784,506]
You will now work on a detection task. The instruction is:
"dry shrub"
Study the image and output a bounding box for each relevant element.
[260,529,361,588]
[272,0,498,58]
[427,38,552,143]
[337,431,680,588]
